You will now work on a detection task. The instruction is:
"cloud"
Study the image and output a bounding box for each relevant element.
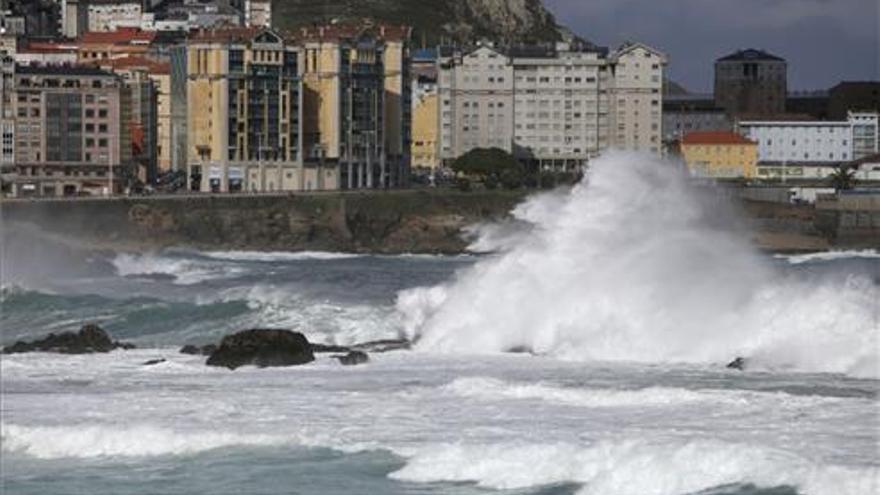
[544,0,879,91]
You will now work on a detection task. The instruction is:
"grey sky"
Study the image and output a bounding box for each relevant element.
[544,0,879,92]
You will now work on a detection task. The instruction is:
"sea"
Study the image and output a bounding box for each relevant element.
[1,152,878,495]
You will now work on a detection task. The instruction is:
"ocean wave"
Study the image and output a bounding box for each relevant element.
[397,152,880,378]
[389,438,879,495]
[111,253,246,285]
[202,250,363,262]
[441,377,849,409]
[0,423,286,459]
[776,250,880,265]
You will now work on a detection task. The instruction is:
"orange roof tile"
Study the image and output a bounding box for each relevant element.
[80,27,156,45]
[681,131,756,145]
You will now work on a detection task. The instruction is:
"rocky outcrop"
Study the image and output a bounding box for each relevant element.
[334,350,370,366]
[179,344,218,356]
[727,357,747,371]
[2,324,135,354]
[206,329,315,370]
[274,0,566,45]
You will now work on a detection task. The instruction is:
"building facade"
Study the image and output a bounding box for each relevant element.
[437,40,666,170]
[298,24,412,189]
[679,131,758,179]
[244,0,271,28]
[739,112,880,165]
[87,0,142,32]
[186,28,304,193]
[9,64,132,197]
[662,95,732,150]
[714,49,786,116]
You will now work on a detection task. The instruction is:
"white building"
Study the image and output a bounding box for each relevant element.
[88,0,142,32]
[739,112,879,164]
[245,0,271,28]
[437,40,666,170]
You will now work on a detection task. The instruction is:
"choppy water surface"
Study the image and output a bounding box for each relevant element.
[1,153,878,494]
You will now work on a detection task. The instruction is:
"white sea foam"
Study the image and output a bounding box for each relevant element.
[397,152,880,377]
[441,377,846,409]
[777,249,880,265]
[0,424,285,459]
[203,250,362,262]
[112,253,244,285]
[390,439,879,495]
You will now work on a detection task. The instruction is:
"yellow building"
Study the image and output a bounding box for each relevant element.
[297,23,412,189]
[411,87,438,170]
[186,28,310,192]
[680,131,758,178]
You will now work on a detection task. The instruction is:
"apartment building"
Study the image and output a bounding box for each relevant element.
[9,64,132,197]
[437,40,666,171]
[87,0,142,32]
[298,23,412,189]
[739,112,879,164]
[1,54,13,179]
[186,27,304,193]
[715,49,787,116]
[679,131,758,179]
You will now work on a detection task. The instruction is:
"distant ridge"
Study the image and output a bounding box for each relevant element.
[272,0,572,45]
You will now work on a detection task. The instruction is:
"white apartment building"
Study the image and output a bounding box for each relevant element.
[437,40,666,170]
[739,112,879,164]
[245,0,272,28]
[88,0,142,32]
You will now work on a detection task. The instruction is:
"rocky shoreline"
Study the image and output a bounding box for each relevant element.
[1,189,877,254]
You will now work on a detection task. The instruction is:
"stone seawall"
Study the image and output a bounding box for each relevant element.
[1,189,876,254]
[0,190,526,254]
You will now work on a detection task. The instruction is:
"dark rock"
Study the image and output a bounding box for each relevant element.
[143,358,166,366]
[311,343,351,353]
[2,324,135,354]
[179,344,217,356]
[334,350,370,366]
[206,329,315,370]
[505,345,533,354]
[727,357,747,370]
[351,339,411,353]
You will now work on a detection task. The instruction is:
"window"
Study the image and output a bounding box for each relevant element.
[98,109,108,118]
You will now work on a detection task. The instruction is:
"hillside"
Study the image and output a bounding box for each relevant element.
[272,0,567,45]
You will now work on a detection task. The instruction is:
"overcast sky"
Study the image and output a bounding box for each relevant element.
[543,0,879,92]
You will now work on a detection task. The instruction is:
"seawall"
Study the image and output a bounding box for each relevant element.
[1,189,876,254]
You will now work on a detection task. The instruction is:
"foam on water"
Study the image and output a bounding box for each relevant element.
[202,251,363,262]
[390,439,879,495]
[397,152,880,377]
[777,250,880,265]
[111,253,245,285]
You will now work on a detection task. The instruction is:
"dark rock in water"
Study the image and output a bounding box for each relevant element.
[2,324,135,354]
[351,339,411,353]
[311,343,351,353]
[334,350,370,366]
[727,357,747,370]
[206,329,315,370]
[179,344,217,356]
[505,345,533,354]
[143,358,166,366]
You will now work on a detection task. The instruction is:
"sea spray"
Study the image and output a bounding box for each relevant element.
[396,152,880,376]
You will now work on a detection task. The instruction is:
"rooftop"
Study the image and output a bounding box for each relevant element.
[80,27,156,45]
[681,131,756,145]
[717,48,785,63]
[92,55,170,74]
[16,63,117,77]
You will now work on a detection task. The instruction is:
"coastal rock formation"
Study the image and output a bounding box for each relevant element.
[2,324,135,354]
[311,343,351,353]
[179,344,218,356]
[352,339,411,353]
[334,350,370,366]
[206,329,315,370]
[727,357,748,370]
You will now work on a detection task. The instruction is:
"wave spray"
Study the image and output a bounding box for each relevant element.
[397,152,878,376]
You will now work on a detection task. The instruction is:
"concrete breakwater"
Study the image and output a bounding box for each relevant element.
[1,189,876,254]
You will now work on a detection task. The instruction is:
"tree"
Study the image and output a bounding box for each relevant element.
[828,164,857,192]
[452,148,524,189]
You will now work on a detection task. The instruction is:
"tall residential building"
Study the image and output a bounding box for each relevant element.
[186,27,304,193]
[411,48,439,170]
[61,0,88,38]
[714,49,787,116]
[738,112,879,164]
[9,64,132,197]
[1,54,14,186]
[298,23,412,189]
[438,40,666,170]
